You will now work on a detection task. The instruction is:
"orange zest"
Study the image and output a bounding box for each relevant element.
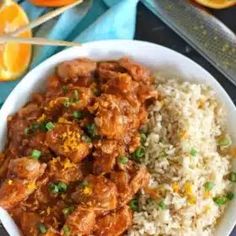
[194,0,236,9]
[0,0,32,81]
[28,0,78,7]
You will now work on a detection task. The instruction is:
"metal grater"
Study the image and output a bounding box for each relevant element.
[150,0,236,86]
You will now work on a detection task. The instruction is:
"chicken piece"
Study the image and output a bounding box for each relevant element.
[111,164,150,206]
[72,175,117,212]
[129,164,150,196]
[48,157,82,184]
[110,171,131,205]
[97,61,125,83]
[0,157,46,209]
[20,212,41,236]
[94,206,132,236]
[46,123,90,163]
[93,94,141,140]
[118,57,152,84]
[101,71,138,95]
[93,140,124,175]
[137,84,158,105]
[7,157,46,181]
[57,58,96,83]
[63,207,96,236]
[46,74,63,98]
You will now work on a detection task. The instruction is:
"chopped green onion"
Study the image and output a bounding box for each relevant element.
[81,135,92,143]
[31,149,41,160]
[49,181,67,194]
[190,148,198,156]
[73,90,79,101]
[226,192,234,201]
[217,136,232,147]
[24,127,30,135]
[158,200,167,210]
[57,182,68,192]
[73,111,83,119]
[63,206,74,216]
[49,183,59,193]
[118,156,129,165]
[140,132,147,144]
[133,147,145,161]
[229,172,236,182]
[129,198,139,211]
[204,182,215,191]
[63,98,71,108]
[38,223,47,234]
[62,225,70,236]
[45,122,55,131]
[62,85,68,94]
[213,196,228,206]
[85,123,97,138]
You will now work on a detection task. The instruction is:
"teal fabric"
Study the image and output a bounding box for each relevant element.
[0,0,153,105]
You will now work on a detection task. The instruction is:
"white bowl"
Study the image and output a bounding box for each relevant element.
[0,40,236,236]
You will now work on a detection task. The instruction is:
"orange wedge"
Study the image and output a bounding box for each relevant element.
[28,0,77,7]
[0,0,32,81]
[194,0,236,9]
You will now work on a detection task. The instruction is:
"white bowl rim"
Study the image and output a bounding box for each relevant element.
[0,39,236,236]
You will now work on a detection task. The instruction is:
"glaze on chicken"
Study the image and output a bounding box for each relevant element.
[0,58,157,236]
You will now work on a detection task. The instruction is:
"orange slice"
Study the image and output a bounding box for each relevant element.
[28,0,77,7]
[194,0,236,9]
[0,0,32,81]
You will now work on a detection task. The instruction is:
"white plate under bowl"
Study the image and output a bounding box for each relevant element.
[0,40,235,236]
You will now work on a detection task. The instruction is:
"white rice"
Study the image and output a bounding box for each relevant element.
[128,77,233,236]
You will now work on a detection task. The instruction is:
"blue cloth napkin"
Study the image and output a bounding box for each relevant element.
[0,0,140,105]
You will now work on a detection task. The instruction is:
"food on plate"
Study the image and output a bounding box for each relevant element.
[193,0,236,9]
[0,58,157,235]
[0,57,234,236]
[128,77,234,236]
[28,0,78,7]
[0,0,32,81]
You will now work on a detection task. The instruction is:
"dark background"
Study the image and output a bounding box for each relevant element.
[135,2,236,236]
[0,2,235,236]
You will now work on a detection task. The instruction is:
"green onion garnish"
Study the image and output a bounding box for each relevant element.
[217,136,232,147]
[85,123,97,138]
[31,149,41,160]
[63,206,74,216]
[133,147,145,161]
[118,156,129,165]
[63,98,71,108]
[190,148,198,156]
[158,200,167,210]
[62,225,70,236]
[49,181,68,194]
[73,111,83,119]
[229,172,236,182]
[140,132,147,144]
[129,198,139,211]
[62,85,68,94]
[226,192,234,201]
[204,182,215,191]
[38,223,47,234]
[213,196,228,206]
[45,122,55,131]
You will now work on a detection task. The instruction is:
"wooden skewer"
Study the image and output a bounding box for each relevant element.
[9,0,84,36]
[0,36,81,47]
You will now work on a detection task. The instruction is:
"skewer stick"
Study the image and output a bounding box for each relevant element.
[0,36,81,47]
[9,0,84,36]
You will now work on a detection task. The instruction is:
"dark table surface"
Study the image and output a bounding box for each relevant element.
[135,2,236,236]
[0,2,235,236]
